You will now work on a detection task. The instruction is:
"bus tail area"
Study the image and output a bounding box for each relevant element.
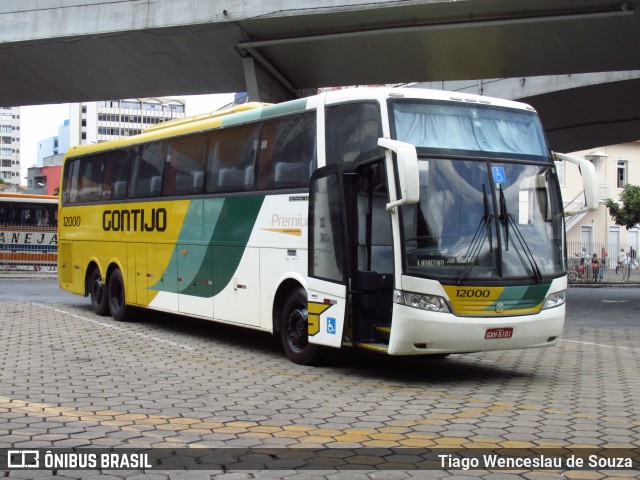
[58,193,307,322]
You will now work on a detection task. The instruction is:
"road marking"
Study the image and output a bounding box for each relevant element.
[3,392,638,449]
[2,394,624,449]
[563,339,636,351]
[31,303,195,351]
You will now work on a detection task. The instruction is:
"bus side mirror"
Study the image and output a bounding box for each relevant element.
[552,152,599,211]
[378,138,420,211]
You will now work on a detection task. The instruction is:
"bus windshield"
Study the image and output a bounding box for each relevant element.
[392,99,564,282]
[392,100,549,161]
[401,158,565,282]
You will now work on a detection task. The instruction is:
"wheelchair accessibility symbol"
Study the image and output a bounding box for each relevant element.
[491,166,506,184]
[327,317,336,335]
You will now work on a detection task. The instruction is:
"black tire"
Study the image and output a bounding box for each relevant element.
[107,268,132,322]
[88,266,109,316]
[280,286,326,365]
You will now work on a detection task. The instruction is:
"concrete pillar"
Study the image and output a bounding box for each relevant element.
[242,56,297,104]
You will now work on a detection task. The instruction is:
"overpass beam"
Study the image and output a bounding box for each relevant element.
[242,53,299,103]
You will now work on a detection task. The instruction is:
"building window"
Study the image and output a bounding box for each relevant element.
[617,160,627,188]
[122,100,143,110]
[580,225,594,255]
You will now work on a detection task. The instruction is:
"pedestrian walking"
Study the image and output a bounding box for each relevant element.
[617,248,626,275]
[580,247,589,266]
[580,247,589,277]
[591,254,600,282]
[624,250,632,280]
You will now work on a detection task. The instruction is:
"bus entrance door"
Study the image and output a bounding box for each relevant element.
[351,163,394,350]
[307,165,348,349]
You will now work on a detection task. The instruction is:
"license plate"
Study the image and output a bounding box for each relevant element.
[485,327,513,339]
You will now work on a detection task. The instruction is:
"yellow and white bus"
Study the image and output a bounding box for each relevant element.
[58,87,597,365]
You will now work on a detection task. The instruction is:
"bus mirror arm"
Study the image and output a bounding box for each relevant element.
[378,138,420,211]
[552,152,599,211]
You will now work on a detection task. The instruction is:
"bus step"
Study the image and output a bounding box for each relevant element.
[374,325,391,343]
[356,342,389,353]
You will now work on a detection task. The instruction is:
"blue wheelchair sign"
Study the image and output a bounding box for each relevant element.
[492,167,506,184]
[327,317,336,335]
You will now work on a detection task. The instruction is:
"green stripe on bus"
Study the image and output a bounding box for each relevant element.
[208,196,264,296]
[258,99,307,119]
[221,98,308,127]
[150,196,265,298]
[485,284,550,312]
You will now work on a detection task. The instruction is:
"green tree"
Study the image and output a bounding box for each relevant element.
[606,184,640,230]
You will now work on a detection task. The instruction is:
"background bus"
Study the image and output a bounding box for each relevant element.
[0,192,58,270]
[58,87,597,365]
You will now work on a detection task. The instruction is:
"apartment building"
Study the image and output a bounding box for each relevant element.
[0,106,21,185]
[68,97,186,146]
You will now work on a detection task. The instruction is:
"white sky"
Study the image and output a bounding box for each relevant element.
[19,93,236,183]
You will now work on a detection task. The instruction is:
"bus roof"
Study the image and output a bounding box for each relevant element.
[321,86,537,112]
[142,102,271,133]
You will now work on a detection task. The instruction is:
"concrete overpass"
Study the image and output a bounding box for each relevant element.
[2,0,640,150]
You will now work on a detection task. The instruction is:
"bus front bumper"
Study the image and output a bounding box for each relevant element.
[387,303,565,355]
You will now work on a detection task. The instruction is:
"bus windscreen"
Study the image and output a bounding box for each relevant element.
[392,100,549,161]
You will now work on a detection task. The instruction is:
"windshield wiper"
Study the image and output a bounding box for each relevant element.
[498,185,543,283]
[457,184,493,285]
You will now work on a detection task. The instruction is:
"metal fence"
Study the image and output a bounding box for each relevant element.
[0,225,57,272]
[567,241,639,284]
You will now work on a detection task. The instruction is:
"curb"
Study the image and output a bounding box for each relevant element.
[0,272,58,280]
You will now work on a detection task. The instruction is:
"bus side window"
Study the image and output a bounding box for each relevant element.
[325,102,383,167]
[130,141,167,198]
[101,150,132,201]
[258,112,316,190]
[205,124,258,193]
[78,156,106,202]
[62,158,81,204]
[164,133,207,196]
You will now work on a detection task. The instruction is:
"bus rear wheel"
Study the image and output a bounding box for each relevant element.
[89,266,109,316]
[280,286,325,365]
[107,268,132,322]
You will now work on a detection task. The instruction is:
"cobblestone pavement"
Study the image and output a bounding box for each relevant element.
[0,283,638,479]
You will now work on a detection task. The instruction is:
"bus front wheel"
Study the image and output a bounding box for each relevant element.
[280,287,325,365]
[107,268,131,322]
[89,266,109,316]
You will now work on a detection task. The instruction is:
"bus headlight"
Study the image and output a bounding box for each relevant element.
[542,290,565,310]
[394,290,451,313]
